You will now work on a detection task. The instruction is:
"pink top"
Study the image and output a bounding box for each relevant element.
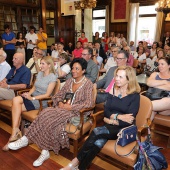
[127,54,134,66]
[73,48,83,58]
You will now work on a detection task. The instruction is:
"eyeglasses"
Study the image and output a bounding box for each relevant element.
[112,51,118,53]
[116,58,125,60]
[81,53,89,56]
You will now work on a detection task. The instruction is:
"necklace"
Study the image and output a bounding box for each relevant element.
[73,76,85,84]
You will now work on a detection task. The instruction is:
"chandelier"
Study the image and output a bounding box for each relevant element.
[74,0,97,10]
[155,0,170,17]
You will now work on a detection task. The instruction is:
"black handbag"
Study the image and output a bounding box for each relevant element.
[145,87,169,101]
[115,125,137,156]
[134,127,168,170]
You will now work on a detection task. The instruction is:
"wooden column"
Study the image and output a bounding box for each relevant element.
[41,0,46,32]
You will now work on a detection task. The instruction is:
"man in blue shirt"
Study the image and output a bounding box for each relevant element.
[0,52,31,100]
[1,24,16,67]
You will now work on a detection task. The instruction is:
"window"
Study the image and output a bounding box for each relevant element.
[92,9,106,37]
[137,5,156,45]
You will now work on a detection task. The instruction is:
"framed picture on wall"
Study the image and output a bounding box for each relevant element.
[111,0,129,23]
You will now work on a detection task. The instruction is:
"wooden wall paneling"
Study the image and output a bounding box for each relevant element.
[0,0,40,7]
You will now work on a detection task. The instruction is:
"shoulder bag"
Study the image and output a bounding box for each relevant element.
[134,127,168,170]
[145,87,169,101]
[115,125,137,157]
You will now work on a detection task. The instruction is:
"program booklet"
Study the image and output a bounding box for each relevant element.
[63,92,74,105]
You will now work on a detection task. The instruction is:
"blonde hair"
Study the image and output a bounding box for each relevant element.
[41,56,56,74]
[114,66,141,94]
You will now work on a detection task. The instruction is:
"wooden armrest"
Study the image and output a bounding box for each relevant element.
[38,96,52,111]
[137,118,152,141]
[48,100,53,107]
[17,89,31,95]
[79,105,95,114]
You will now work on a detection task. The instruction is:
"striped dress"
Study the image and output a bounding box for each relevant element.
[25,78,94,154]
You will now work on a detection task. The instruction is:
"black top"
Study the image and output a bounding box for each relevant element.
[16,41,24,46]
[104,93,140,127]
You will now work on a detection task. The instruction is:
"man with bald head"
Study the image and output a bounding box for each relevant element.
[0,49,11,81]
[0,52,31,100]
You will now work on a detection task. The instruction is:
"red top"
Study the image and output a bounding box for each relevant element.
[78,38,88,44]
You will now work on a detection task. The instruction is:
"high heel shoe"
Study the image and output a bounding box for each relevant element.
[10,130,22,142]
[2,130,22,152]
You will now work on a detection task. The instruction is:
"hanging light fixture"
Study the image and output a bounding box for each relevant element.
[74,0,97,10]
[155,0,170,17]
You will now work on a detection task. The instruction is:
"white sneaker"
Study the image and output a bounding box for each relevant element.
[33,150,50,167]
[8,136,28,150]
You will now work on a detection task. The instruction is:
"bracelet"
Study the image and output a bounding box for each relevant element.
[114,113,118,120]
[7,85,10,90]
[32,97,36,100]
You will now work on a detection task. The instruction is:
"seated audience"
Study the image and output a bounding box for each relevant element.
[164,45,170,57]
[115,33,121,48]
[107,32,116,48]
[65,42,74,57]
[96,50,128,104]
[0,53,31,100]
[72,41,83,60]
[100,46,118,73]
[120,33,126,44]
[55,53,71,78]
[147,57,170,121]
[83,42,88,48]
[0,49,11,81]
[81,47,98,83]
[123,46,134,66]
[26,48,44,74]
[94,42,107,64]
[136,41,143,52]
[47,43,55,56]
[3,56,57,151]
[61,66,141,170]
[51,43,59,60]
[149,48,165,72]
[134,46,146,70]
[92,49,103,70]
[129,41,135,51]
[8,58,94,167]
[88,42,94,49]
[150,42,158,58]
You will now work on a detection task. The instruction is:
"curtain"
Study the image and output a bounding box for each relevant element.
[127,3,139,47]
[154,12,164,42]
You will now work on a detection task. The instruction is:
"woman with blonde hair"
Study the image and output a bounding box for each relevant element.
[3,56,57,151]
[61,66,141,170]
